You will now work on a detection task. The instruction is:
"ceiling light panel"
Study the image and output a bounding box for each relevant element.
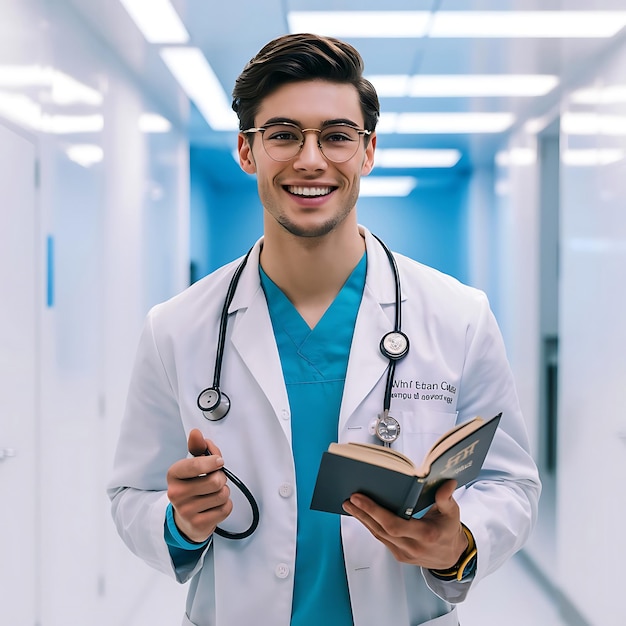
[431,11,626,38]
[561,149,624,166]
[287,11,626,39]
[570,85,626,104]
[119,0,189,43]
[139,113,171,133]
[376,149,461,168]
[0,65,102,105]
[287,11,431,38]
[367,74,559,98]
[360,176,418,197]
[561,112,626,135]
[379,112,515,134]
[65,144,104,167]
[160,47,238,131]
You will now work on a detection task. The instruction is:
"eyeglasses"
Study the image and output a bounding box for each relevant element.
[242,122,371,163]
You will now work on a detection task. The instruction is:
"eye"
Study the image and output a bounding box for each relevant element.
[321,126,358,143]
[264,125,301,142]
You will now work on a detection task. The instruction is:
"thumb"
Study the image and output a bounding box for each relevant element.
[188,428,209,457]
[434,480,458,514]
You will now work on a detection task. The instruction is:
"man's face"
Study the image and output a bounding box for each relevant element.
[238,80,376,239]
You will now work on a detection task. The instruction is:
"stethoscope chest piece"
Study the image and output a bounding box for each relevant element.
[197,387,231,420]
[380,331,409,361]
[370,411,401,446]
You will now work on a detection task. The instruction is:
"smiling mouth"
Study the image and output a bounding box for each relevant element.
[285,185,335,197]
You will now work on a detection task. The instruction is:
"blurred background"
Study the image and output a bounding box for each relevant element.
[1,1,625,624]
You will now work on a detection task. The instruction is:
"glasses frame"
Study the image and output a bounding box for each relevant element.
[242,122,372,163]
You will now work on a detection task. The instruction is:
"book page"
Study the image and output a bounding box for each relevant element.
[328,442,418,475]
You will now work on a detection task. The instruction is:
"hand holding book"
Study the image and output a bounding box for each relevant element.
[310,413,502,519]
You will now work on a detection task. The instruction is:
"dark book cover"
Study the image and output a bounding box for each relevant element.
[310,413,501,519]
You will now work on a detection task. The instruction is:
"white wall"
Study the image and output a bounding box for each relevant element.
[473,31,626,626]
[469,139,542,461]
[556,35,626,626]
[0,1,190,623]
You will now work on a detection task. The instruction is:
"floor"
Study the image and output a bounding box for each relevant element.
[126,550,570,626]
[458,552,569,626]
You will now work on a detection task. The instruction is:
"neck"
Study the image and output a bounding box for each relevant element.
[260,222,365,327]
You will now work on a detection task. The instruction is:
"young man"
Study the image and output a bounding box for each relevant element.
[108,33,541,626]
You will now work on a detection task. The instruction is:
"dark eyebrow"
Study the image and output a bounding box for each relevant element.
[261,117,299,126]
[260,117,361,128]
[322,119,361,128]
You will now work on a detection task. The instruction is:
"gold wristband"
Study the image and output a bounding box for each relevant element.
[430,524,477,582]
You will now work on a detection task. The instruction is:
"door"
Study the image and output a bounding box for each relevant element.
[0,121,38,625]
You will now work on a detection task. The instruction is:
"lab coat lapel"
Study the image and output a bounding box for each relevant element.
[228,244,291,441]
[339,227,399,431]
[339,287,392,430]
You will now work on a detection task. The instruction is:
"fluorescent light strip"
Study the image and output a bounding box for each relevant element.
[570,85,626,104]
[379,112,515,134]
[41,114,104,134]
[376,149,461,168]
[0,65,102,105]
[288,11,431,38]
[431,11,626,38]
[562,149,624,166]
[367,74,559,98]
[160,47,238,131]
[139,113,171,133]
[288,11,626,38]
[119,0,189,43]
[561,112,626,135]
[360,177,418,197]
[65,144,104,167]
[0,92,104,133]
[495,148,536,167]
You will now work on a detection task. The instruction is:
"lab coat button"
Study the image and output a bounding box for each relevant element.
[280,409,290,420]
[278,483,293,498]
[275,563,290,579]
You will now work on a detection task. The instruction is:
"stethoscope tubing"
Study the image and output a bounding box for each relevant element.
[201,447,260,540]
[215,466,260,539]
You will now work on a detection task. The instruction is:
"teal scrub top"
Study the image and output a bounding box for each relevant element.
[260,254,366,626]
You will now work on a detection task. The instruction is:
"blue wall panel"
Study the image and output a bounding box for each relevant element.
[191,153,469,284]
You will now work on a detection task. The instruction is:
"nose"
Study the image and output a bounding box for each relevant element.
[293,130,327,170]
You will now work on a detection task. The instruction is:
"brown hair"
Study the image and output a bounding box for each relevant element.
[232,33,379,135]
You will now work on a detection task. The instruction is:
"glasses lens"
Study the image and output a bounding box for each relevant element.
[319,125,362,162]
[261,124,304,161]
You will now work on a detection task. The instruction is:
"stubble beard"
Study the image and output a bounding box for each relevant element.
[266,183,360,239]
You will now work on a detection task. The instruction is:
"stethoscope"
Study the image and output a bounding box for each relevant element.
[196,235,409,539]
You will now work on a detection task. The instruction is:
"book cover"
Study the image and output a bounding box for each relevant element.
[310,413,502,519]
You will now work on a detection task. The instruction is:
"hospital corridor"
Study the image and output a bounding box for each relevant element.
[1,1,625,625]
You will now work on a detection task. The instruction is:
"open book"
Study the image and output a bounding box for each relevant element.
[310,413,502,519]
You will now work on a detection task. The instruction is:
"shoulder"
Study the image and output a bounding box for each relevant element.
[394,251,488,309]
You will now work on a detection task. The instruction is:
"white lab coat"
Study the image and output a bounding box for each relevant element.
[108,226,540,626]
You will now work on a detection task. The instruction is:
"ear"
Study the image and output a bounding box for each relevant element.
[238,133,257,174]
[361,132,376,176]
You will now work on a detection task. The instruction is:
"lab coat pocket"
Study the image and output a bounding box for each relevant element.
[397,407,459,462]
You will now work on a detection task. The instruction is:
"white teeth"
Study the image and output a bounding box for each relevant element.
[287,186,333,197]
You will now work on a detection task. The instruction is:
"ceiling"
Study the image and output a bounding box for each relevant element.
[65,0,626,190]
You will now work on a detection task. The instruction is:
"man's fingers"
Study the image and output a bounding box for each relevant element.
[167,455,224,482]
